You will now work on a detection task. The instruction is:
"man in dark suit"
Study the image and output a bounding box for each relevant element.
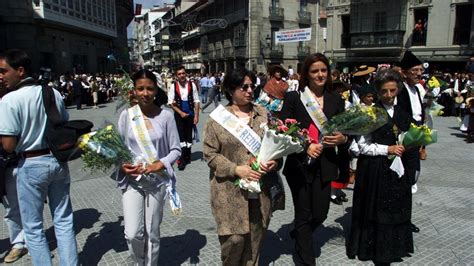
[398,51,425,233]
[71,74,83,110]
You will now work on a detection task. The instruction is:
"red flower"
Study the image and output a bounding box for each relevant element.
[278,125,289,132]
[285,118,297,124]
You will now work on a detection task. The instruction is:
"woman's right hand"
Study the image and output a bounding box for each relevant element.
[307,143,323,159]
[235,165,261,182]
[388,145,405,156]
[121,163,142,177]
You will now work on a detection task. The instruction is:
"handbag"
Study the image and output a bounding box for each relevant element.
[42,86,93,162]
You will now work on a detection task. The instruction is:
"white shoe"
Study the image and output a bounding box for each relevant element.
[411,184,418,194]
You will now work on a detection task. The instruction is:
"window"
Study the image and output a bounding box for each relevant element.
[300,0,308,11]
[453,4,472,45]
[233,24,246,47]
[374,11,387,31]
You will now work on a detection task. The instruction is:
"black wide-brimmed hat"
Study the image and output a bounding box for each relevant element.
[401,51,422,70]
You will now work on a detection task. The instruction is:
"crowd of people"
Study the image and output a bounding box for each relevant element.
[0,47,473,266]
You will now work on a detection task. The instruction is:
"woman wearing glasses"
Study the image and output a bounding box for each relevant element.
[203,69,280,265]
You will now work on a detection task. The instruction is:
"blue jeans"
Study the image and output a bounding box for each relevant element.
[200,86,209,104]
[2,167,25,249]
[17,155,78,266]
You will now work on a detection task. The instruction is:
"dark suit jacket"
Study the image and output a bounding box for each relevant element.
[279,89,349,183]
[397,82,425,124]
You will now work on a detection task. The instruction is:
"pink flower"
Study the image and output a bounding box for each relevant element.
[285,118,297,124]
[278,125,289,132]
[301,128,309,135]
[277,119,284,126]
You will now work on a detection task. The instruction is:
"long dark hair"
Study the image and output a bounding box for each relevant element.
[131,69,167,106]
[298,53,333,92]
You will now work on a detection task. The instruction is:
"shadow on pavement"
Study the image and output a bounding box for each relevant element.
[260,206,352,264]
[79,215,127,265]
[191,151,204,162]
[158,229,207,265]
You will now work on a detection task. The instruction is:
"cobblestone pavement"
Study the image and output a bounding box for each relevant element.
[1,102,473,265]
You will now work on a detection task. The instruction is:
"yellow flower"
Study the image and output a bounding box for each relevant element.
[428,76,440,89]
[365,106,377,121]
[78,133,91,149]
[105,125,113,131]
[342,91,350,101]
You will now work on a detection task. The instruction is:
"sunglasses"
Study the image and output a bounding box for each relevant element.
[238,84,255,91]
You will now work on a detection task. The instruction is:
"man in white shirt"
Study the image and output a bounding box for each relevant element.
[399,50,425,233]
[168,66,200,170]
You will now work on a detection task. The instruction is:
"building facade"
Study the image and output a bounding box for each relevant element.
[162,0,324,74]
[0,0,133,73]
[324,0,474,71]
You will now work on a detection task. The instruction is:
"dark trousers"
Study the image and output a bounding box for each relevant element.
[75,95,82,110]
[174,113,194,163]
[286,173,331,265]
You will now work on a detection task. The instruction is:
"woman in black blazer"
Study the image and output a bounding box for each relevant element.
[280,53,350,265]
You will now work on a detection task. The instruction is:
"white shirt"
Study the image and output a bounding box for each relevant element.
[403,82,423,122]
[167,80,200,105]
[209,76,216,87]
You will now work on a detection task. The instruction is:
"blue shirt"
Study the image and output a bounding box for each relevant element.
[0,83,68,152]
[200,77,210,88]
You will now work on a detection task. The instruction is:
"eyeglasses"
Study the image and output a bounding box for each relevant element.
[238,84,255,91]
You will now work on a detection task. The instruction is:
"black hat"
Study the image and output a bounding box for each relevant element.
[400,51,422,70]
[359,83,376,97]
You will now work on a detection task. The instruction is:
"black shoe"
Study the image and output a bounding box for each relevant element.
[339,195,349,202]
[330,197,343,205]
[410,223,420,233]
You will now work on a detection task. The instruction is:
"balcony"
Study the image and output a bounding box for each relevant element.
[269,7,284,22]
[350,31,405,48]
[265,45,284,59]
[224,47,234,58]
[235,47,247,58]
[297,46,311,60]
[298,11,312,25]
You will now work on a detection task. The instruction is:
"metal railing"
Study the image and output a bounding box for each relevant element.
[269,6,284,22]
[298,11,312,25]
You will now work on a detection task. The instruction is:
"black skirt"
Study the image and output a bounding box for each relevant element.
[347,155,414,263]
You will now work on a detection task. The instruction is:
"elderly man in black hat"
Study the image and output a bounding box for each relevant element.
[398,51,426,233]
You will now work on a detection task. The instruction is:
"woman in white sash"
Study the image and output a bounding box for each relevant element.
[116,70,181,265]
[203,69,280,265]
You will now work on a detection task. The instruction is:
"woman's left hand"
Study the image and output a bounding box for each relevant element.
[143,160,165,175]
[259,160,278,173]
[322,132,347,147]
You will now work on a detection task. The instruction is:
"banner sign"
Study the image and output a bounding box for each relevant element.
[275,28,312,44]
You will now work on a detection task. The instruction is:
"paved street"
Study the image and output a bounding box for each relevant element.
[1,101,473,265]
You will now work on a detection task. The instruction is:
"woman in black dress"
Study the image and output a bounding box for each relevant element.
[347,69,414,265]
[280,53,349,265]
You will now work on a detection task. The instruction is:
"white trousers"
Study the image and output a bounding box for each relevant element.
[122,184,166,266]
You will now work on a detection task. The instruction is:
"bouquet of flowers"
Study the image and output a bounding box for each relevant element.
[78,125,133,173]
[400,123,438,148]
[430,102,445,116]
[427,76,441,90]
[114,71,134,111]
[390,123,437,178]
[323,105,388,136]
[237,117,310,193]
